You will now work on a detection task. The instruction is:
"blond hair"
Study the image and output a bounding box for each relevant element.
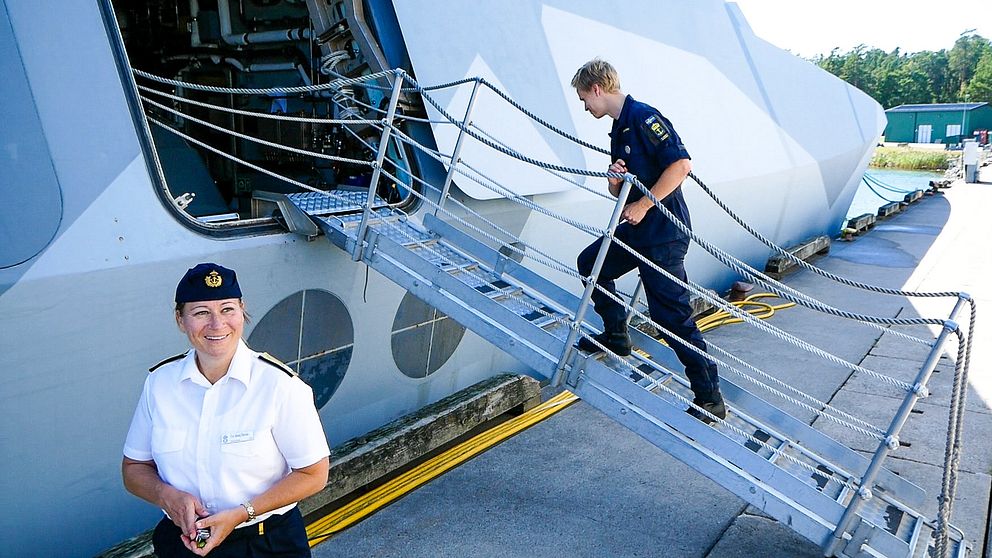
[570,58,621,93]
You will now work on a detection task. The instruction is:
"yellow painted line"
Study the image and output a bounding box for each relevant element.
[307,390,579,545]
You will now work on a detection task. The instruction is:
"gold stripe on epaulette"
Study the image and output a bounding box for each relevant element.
[258,352,297,377]
[149,351,188,373]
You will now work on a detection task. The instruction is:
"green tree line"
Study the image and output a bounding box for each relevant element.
[812,33,992,108]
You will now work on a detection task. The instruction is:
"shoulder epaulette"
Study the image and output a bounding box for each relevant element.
[258,352,297,377]
[149,351,188,373]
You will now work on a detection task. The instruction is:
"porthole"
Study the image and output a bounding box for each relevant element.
[390,293,466,379]
[247,289,353,409]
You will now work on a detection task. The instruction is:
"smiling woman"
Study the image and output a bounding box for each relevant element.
[176,298,246,382]
[121,263,330,558]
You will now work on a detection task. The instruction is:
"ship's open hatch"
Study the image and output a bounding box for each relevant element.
[107,0,419,231]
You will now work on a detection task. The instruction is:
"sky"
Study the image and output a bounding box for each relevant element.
[731,0,992,58]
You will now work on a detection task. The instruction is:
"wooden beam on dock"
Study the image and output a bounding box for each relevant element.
[765,235,830,277]
[877,201,902,218]
[903,189,924,204]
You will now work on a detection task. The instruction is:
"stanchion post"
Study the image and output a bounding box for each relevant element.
[354,69,404,261]
[552,173,633,387]
[823,298,966,557]
[624,279,644,328]
[436,79,481,216]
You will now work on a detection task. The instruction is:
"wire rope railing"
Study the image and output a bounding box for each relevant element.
[135,65,965,423]
[133,66,974,557]
[136,66,928,442]
[145,112,870,493]
[140,80,875,477]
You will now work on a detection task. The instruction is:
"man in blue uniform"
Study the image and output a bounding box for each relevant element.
[572,59,725,422]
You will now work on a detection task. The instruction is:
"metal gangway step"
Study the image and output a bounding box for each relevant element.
[276,189,965,558]
[134,67,973,558]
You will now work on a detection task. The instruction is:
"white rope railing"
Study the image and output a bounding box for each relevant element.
[138,72,903,438]
[133,67,975,539]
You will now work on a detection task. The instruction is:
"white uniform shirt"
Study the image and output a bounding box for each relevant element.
[124,339,330,523]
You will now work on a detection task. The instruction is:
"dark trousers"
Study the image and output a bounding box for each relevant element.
[152,506,310,558]
[577,236,720,402]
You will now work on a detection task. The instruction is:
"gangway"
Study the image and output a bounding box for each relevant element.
[135,68,974,558]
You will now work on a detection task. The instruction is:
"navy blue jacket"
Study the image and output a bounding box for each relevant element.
[609,95,691,246]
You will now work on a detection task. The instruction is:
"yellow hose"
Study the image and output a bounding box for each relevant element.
[697,293,795,333]
[307,292,792,545]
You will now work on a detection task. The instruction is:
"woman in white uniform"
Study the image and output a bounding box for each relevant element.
[122,263,330,557]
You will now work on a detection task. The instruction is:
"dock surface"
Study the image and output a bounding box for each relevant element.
[311,174,992,558]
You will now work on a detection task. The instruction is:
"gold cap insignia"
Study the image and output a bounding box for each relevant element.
[205,270,223,288]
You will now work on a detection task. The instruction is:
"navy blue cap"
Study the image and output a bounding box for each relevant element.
[175,263,243,303]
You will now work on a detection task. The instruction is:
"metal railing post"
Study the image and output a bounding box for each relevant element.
[935,293,972,558]
[823,298,966,557]
[435,78,481,216]
[551,174,634,387]
[624,279,645,328]
[353,69,405,261]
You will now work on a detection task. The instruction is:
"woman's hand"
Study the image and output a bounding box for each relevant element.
[177,458,329,554]
[159,485,209,543]
[182,506,248,555]
[122,458,207,546]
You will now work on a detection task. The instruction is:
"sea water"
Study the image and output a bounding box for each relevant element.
[846,168,945,221]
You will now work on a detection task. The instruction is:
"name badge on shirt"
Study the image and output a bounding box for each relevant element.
[221,431,254,445]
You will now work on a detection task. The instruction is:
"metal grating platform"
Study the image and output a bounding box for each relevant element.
[286,190,389,215]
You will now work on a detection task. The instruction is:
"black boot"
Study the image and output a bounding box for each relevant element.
[686,394,727,424]
[577,329,632,357]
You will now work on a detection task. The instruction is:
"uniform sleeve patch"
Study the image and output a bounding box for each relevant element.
[149,351,188,373]
[642,115,671,146]
[259,352,297,377]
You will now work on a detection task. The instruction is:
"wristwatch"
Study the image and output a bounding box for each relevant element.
[241,501,256,522]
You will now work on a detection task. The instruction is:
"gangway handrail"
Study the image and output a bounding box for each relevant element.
[320,68,613,157]
[133,67,396,96]
[144,105,888,450]
[134,60,969,320]
[400,73,958,329]
[382,124,918,404]
[140,71,953,343]
[353,71,977,556]
[135,66,974,556]
[375,127,894,440]
[138,79,926,432]
[138,72,928,409]
[134,65,973,304]
[408,70,977,311]
[328,65,976,319]
[378,117,917,389]
[633,166,975,558]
